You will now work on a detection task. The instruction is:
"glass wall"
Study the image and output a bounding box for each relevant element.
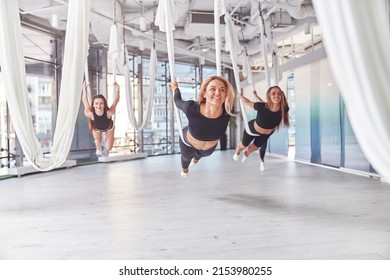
[106,54,171,156]
[294,64,313,162]
[318,59,341,168]
[26,72,53,154]
[286,73,296,160]
[0,76,11,171]
[342,100,373,173]
[288,58,374,173]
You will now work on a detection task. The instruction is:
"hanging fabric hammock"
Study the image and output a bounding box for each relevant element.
[155,0,191,147]
[214,0,223,76]
[257,4,271,88]
[123,46,156,131]
[84,58,93,102]
[243,48,256,92]
[223,11,259,137]
[108,22,121,126]
[84,23,120,117]
[84,41,96,104]
[271,49,282,84]
[0,0,91,171]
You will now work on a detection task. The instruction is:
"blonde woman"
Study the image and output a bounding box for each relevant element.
[170,76,235,178]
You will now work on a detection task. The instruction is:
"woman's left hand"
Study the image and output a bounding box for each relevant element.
[113,81,120,92]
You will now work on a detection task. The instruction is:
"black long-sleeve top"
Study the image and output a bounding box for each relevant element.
[174,88,231,141]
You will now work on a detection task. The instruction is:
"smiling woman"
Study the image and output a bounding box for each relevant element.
[170,76,235,178]
[233,86,290,171]
[82,80,120,156]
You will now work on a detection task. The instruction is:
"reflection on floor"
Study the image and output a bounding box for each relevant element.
[0,151,389,260]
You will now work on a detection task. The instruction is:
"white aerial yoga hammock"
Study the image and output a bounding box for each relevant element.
[214,0,223,76]
[124,46,156,131]
[155,0,191,147]
[0,0,91,171]
[243,48,255,92]
[223,10,258,137]
[108,22,120,126]
[84,44,93,103]
[257,4,271,88]
[271,48,282,84]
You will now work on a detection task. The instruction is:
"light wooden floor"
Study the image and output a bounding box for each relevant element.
[1,151,389,260]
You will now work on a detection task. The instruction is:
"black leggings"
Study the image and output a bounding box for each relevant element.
[242,120,274,160]
[259,141,268,161]
[179,127,217,169]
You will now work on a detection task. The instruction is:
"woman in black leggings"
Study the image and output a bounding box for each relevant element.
[233,86,289,171]
[170,76,235,178]
[82,81,120,156]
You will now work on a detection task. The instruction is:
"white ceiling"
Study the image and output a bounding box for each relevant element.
[18,0,319,73]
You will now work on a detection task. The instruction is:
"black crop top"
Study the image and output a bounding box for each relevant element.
[254,102,289,129]
[93,110,113,131]
[174,88,231,141]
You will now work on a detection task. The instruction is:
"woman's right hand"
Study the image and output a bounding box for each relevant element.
[83,80,89,88]
[170,82,178,90]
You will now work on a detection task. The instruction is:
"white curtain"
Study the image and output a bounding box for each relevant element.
[0,0,91,171]
[312,0,390,182]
